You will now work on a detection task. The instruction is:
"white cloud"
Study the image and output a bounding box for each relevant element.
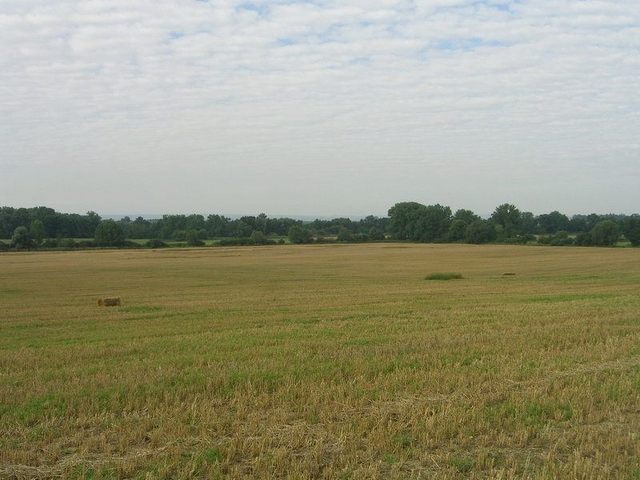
[0,0,639,215]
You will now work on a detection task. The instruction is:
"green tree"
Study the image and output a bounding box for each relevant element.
[416,204,452,242]
[337,227,354,242]
[490,203,521,239]
[464,220,495,244]
[29,219,46,246]
[94,220,125,247]
[591,220,619,247]
[11,226,34,250]
[622,216,640,246]
[537,211,570,234]
[250,230,268,245]
[453,209,479,225]
[368,227,385,241]
[288,225,313,244]
[388,202,426,240]
[448,219,467,242]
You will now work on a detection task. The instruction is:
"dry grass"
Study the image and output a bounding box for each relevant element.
[1,244,639,479]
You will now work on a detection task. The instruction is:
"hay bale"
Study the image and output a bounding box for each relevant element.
[98,297,121,307]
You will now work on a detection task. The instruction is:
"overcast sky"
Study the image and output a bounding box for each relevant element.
[1,1,639,217]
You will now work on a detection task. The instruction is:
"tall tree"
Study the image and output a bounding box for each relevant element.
[490,203,521,238]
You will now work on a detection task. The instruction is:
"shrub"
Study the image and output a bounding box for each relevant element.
[250,230,268,245]
[76,240,95,248]
[574,232,592,246]
[0,241,8,251]
[58,238,77,249]
[504,234,534,245]
[146,239,168,248]
[277,239,286,245]
[11,226,35,250]
[41,238,59,248]
[186,230,205,247]
[425,272,464,281]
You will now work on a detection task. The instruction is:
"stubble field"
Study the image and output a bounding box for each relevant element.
[1,244,639,479]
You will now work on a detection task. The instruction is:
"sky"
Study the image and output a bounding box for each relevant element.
[1,0,639,217]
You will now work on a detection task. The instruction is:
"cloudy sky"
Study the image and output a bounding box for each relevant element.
[1,0,639,217]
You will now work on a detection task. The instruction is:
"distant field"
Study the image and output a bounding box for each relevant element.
[1,244,639,479]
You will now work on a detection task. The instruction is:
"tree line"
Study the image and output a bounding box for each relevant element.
[1,203,639,251]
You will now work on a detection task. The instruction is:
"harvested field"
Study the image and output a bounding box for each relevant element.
[1,244,639,479]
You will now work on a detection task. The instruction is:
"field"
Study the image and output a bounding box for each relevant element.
[1,244,639,479]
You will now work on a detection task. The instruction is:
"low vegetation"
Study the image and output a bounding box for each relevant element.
[425,272,464,281]
[1,244,639,478]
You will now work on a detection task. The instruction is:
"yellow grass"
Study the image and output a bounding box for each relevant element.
[1,244,639,479]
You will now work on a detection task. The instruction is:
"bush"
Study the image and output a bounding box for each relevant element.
[58,238,77,249]
[277,239,286,245]
[76,240,95,248]
[250,230,268,245]
[574,232,592,246]
[146,239,168,248]
[11,226,35,250]
[215,237,276,247]
[504,234,534,245]
[41,238,59,248]
[425,272,464,281]
[186,230,205,247]
[0,241,8,251]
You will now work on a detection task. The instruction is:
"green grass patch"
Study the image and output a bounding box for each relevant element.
[425,272,464,281]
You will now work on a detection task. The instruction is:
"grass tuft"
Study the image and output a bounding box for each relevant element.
[425,272,464,280]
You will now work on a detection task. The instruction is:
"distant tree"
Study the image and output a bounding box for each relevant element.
[337,227,354,242]
[453,209,479,225]
[288,225,313,244]
[388,202,426,240]
[368,227,385,241]
[622,216,640,246]
[416,204,452,242]
[574,232,592,246]
[464,220,495,244]
[490,203,521,239]
[11,226,34,250]
[29,219,46,246]
[448,219,467,242]
[94,220,125,247]
[591,220,619,247]
[537,211,570,234]
[519,212,537,234]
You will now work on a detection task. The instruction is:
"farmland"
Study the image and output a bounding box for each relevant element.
[1,244,639,479]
